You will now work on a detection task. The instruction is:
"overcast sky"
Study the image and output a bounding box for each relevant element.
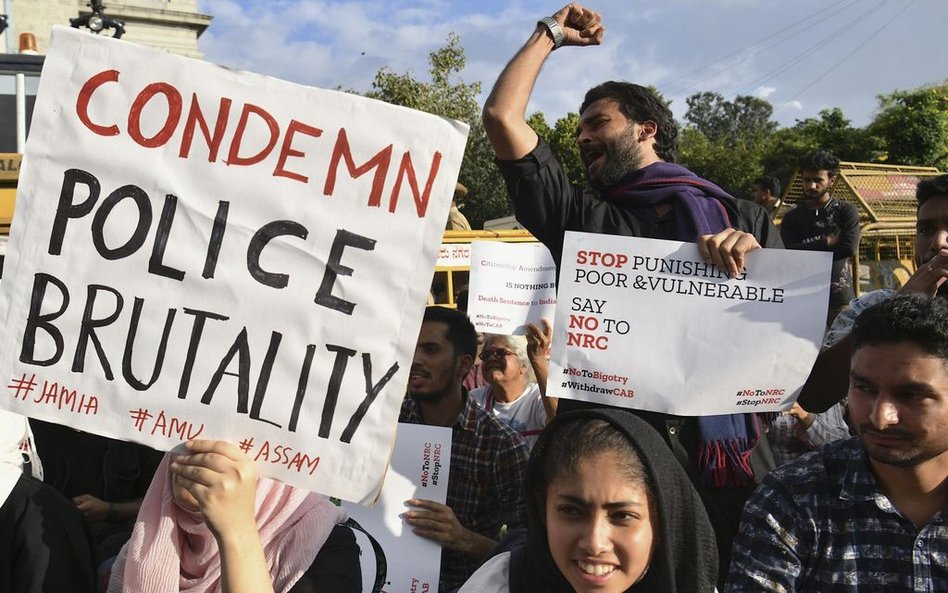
[196,0,947,128]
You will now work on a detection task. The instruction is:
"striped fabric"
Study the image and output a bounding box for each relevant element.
[726,437,947,593]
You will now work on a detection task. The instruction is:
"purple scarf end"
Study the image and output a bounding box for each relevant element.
[697,439,756,487]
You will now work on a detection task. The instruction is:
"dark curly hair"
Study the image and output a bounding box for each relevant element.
[753,175,781,197]
[580,81,679,163]
[422,306,477,359]
[797,151,840,176]
[916,174,948,209]
[852,293,948,359]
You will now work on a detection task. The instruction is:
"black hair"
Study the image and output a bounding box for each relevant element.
[454,288,469,314]
[797,151,840,176]
[753,175,781,197]
[516,409,719,593]
[532,418,652,511]
[580,81,679,163]
[422,306,477,359]
[917,174,948,209]
[852,293,948,360]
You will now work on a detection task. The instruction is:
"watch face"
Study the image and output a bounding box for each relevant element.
[89,15,104,32]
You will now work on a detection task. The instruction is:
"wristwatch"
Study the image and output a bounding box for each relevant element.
[537,16,565,50]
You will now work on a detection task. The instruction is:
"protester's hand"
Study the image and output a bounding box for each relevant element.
[697,228,761,278]
[550,3,605,47]
[825,230,839,248]
[170,440,258,541]
[900,249,948,297]
[403,499,477,553]
[73,494,109,521]
[785,402,816,429]
[525,319,553,364]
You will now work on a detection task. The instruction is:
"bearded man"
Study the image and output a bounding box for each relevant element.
[399,306,528,593]
[481,4,782,583]
[780,151,861,326]
[727,293,948,593]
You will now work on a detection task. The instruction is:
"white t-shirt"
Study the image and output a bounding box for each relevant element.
[470,383,547,449]
[458,551,510,593]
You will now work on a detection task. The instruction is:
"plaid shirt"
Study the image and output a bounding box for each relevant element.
[726,437,948,593]
[400,392,529,593]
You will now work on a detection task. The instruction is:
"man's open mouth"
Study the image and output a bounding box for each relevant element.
[581,148,605,171]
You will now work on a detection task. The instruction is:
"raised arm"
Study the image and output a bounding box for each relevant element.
[482,3,604,160]
[526,318,558,420]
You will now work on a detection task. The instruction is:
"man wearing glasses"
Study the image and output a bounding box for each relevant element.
[471,326,556,450]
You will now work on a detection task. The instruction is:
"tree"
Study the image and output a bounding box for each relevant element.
[869,84,948,170]
[529,111,585,187]
[365,34,510,228]
[678,128,763,199]
[684,92,777,149]
[679,92,777,197]
[759,108,883,185]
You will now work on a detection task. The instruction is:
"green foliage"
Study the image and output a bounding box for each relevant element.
[678,127,763,199]
[684,92,777,149]
[364,34,509,228]
[679,92,777,197]
[869,84,948,170]
[759,108,884,185]
[647,85,673,109]
[529,111,585,187]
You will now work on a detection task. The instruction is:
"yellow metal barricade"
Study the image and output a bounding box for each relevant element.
[778,162,942,296]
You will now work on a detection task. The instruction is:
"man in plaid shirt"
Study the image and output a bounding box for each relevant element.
[400,306,528,593]
[727,294,948,592]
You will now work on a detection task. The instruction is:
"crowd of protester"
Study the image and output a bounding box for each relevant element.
[3,3,947,593]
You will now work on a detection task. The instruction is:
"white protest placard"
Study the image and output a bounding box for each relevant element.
[0,28,468,503]
[345,423,450,593]
[549,231,832,415]
[467,241,557,334]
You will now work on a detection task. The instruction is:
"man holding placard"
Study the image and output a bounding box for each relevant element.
[481,3,783,581]
[399,307,528,592]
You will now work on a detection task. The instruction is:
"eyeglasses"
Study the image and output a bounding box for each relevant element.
[479,348,515,361]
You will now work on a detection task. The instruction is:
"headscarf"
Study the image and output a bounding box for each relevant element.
[508,409,718,593]
[607,162,763,487]
[0,410,43,506]
[108,453,347,593]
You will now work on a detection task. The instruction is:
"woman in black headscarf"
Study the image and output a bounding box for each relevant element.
[459,409,718,593]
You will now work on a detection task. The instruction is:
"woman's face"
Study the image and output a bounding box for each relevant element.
[545,451,654,593]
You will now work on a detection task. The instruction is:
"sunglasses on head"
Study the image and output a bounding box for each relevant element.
[479,348,515,361]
